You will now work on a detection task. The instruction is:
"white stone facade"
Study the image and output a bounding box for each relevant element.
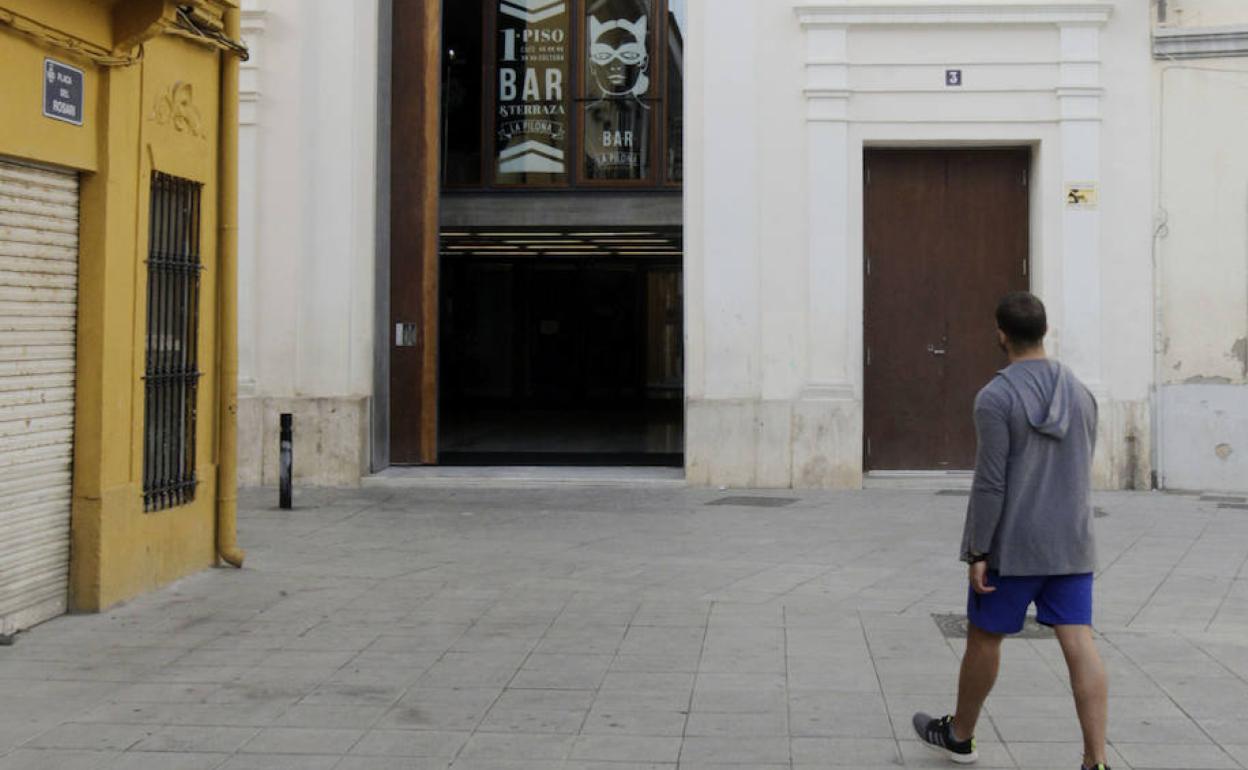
[237,0,380,486]
[236,0,1247,492]
[685,1,1154,489]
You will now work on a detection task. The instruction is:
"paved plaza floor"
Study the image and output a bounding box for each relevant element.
[3,482,1248,769]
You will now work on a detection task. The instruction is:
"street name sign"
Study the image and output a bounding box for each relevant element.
[43,58,84,126]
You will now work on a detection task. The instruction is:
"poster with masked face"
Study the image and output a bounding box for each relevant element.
[495,0,572,184]
[583,0,653,181]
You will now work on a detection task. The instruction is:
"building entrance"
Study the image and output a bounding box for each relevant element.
[438,229,683,465]
[387,0,686,467]
[863,148,1031,471]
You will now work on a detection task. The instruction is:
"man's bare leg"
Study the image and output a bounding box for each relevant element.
[951,623,1004,742]
[1054,625,1108,768]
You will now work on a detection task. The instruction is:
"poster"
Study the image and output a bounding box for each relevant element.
[495,0,572,184]
[583,0,653,181]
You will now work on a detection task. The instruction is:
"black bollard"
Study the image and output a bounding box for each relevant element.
[279,413,293,509]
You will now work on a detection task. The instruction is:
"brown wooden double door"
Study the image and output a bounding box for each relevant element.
[863,149,1030,471]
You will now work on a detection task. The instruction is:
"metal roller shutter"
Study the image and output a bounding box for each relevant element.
[0,159,78,635]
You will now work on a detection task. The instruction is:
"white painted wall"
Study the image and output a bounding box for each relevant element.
[237,0,379,485]
[686,1,1155,488]
[1154,2,1248,492]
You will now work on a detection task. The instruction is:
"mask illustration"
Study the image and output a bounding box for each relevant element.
[589,15,650,99]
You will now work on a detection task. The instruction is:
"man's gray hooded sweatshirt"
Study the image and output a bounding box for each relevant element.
[960,359,1098,576]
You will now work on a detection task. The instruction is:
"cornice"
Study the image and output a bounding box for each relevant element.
[1154,25,1248,60]
[795,2,1114,28]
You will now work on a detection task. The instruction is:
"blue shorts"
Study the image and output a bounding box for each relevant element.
[967,571,1094,634]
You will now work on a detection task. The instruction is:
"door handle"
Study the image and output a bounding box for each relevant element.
[927,344,947,356]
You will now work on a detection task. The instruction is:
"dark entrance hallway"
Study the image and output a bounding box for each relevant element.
[438,229,683,465]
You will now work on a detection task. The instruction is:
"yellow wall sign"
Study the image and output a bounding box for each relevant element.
[1066,182,1098,209]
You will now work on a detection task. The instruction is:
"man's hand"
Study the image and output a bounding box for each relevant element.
[969,561,996,594]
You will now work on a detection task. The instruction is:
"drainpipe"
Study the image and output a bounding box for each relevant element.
[1151,67,1170,490]
[216,5,244,568]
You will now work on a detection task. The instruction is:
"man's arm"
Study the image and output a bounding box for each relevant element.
[960,390,1010,562]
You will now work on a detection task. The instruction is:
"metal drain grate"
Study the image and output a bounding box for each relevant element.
[933,613,1055,640]
[935,489,971,497]
[706,496,799,508]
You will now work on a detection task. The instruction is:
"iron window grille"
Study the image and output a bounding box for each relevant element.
[143,172,203,512]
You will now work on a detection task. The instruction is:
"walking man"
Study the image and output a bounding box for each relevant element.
[913,292,1110,769]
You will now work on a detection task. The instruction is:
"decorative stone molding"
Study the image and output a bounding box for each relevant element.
[151,82,205,138]
[796,2,1113,109]
[240,0,266,43]
[795,2,1113,28]
[792,0,1113,402]
[240,0,267,25]
[1154,25,1248,60]
[239,0,265,126]
[237,0,265,394]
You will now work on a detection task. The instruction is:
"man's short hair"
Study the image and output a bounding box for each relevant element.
[996,291,1047,347]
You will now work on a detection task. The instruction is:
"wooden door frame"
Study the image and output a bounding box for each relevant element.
[389,0,442,465]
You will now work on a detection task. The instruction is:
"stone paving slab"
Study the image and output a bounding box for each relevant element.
[1,486,1247,769]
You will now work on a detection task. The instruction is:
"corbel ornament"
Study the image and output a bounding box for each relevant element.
[151,81,206,139]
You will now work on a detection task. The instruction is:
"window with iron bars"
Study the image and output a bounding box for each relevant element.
[143,172,203,512]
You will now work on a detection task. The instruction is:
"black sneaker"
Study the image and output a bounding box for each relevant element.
[912,712,978,764]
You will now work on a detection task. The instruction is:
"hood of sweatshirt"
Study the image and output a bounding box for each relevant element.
[998,359,1073,439]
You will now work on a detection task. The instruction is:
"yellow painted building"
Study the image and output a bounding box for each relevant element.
[0,0,244,630]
